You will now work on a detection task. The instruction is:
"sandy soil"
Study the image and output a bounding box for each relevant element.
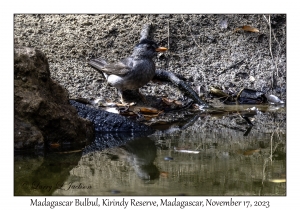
[14,14,286,104]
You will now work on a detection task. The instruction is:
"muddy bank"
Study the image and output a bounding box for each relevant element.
[14,14,286,133]
[14,46,94,150]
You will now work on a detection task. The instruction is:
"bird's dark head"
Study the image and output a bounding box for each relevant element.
[132,39,167,59]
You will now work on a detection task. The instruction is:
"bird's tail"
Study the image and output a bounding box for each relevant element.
[89,58,108,79]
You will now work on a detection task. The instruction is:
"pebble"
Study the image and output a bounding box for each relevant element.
[111,190,121,194]
[164,157,173,161]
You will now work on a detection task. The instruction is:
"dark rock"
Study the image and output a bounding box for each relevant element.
[14,46,94,150]
[69,100,154,133]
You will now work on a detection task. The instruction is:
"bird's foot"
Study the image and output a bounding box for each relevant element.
[118,97,136,107]
[138,91,149,105]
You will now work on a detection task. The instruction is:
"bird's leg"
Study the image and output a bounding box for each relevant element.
[102,72,109,80]
[137,89,148,104]
[117,89,126,104]
[118,89,147,105]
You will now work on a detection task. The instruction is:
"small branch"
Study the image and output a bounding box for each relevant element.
[263,15,279,78]
[167,20,170,50]
[217,59,246,76]
[181,15,202,50]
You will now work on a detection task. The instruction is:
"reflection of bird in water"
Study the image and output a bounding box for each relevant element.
[89,39,167,104]
[104,137,159,180]
[122,137,159,180]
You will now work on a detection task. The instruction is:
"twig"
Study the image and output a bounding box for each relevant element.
[165,20,170,70]
[263,15,279,78]
[167,20,170,50]
[198,64,208,92]
[262,124,285,185]
[217,59,246,76]
[270,131,274,162]
[181,15,202,50]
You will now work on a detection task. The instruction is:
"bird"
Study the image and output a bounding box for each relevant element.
[89,39,167,104]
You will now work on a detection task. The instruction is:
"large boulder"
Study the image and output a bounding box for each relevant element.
[14,46,94,150]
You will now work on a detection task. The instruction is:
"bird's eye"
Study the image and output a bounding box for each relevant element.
[147,45,153,50]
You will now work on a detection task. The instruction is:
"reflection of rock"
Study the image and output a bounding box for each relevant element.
[14,46,94,150]
[83,131,159,180]
[14,152,82,195]
[83,131,154,154]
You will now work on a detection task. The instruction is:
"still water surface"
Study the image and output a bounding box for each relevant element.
[14,105,286,196]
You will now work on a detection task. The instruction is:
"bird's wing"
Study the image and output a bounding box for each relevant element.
[89,58,108,70]
[101,57,133,76]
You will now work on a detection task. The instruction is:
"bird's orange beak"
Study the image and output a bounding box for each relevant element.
[156,47,168,52]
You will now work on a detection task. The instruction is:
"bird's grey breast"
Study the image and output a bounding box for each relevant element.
[122,59,156,90]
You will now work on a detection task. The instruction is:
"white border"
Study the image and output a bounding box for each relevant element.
[4,0,296,209]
